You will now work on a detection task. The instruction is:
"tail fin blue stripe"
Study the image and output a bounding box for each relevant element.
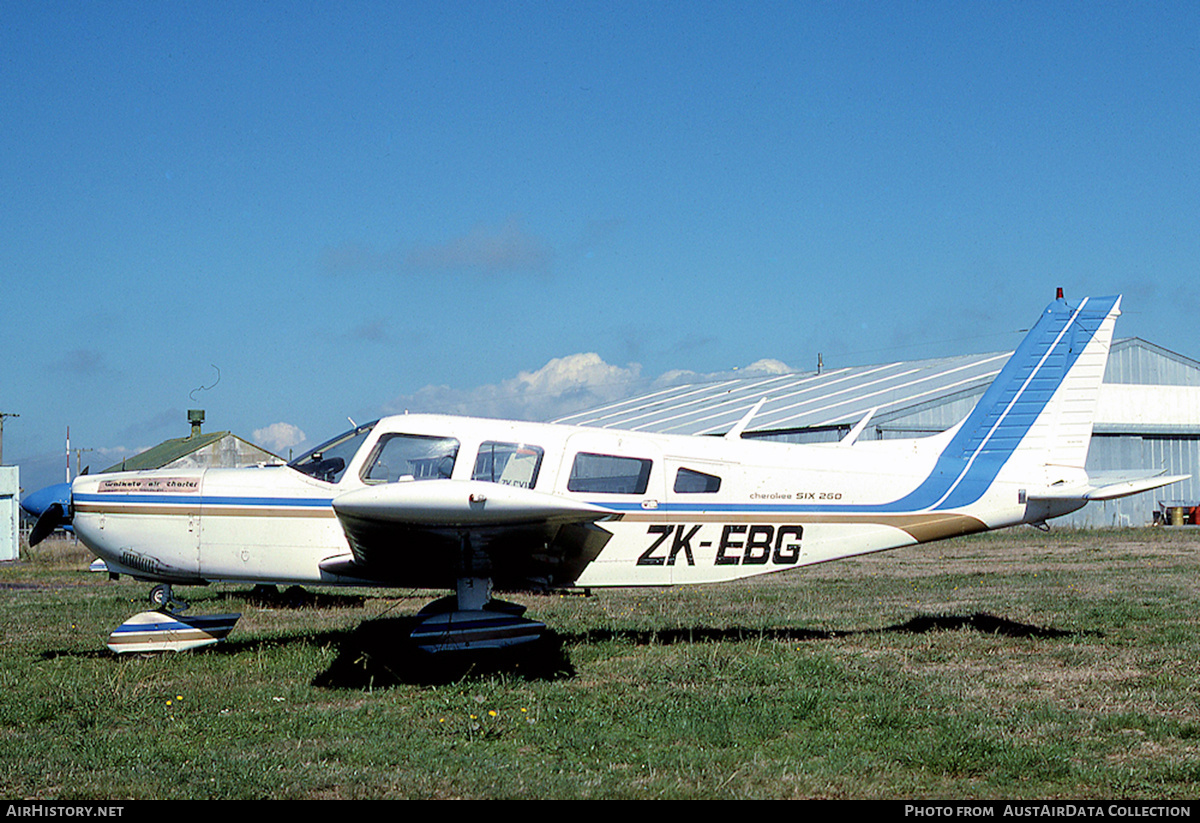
[900,295,1118,511]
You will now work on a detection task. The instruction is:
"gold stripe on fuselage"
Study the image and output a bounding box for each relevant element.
[614,510,988,543]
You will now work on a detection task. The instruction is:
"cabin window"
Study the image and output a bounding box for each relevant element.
[362,434,460,483]
[567,452,653,494]
[290,420,377,484]
[472,442,544,489]
[674,467,722,493]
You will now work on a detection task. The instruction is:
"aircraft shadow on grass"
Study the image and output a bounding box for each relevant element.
[305,610,1090,688]
[35,593,1091,688]
[36,576,1094,687]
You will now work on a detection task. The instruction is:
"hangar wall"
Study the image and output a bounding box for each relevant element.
[872,339,1200,528]
[1079,434,1200,527]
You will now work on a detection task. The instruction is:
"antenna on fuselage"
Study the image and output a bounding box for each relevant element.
[725,398,766,441]
[839,407,878,447]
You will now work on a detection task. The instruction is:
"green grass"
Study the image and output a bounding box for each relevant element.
[2,528,1200,798]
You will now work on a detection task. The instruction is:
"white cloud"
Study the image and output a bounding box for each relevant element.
[253,422,307,453]
[385,353,643,422]
[383,352,797,423]
[742,358,791,375]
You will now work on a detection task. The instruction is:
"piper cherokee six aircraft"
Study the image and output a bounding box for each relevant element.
[26,294,1188,653]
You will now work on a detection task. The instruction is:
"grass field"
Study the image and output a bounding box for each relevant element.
[2,527,1199,799]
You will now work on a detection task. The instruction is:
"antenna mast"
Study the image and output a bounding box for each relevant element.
[0,412,17,466]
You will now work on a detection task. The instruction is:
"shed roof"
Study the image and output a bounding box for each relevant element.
[103,431,236,473]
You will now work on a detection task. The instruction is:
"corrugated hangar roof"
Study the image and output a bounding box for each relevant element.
[554,350,1011,437]
[555,337,1200,439]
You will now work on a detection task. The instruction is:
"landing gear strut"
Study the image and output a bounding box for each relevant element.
[148,583,188,612]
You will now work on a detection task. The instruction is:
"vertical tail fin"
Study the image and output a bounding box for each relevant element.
[924,295,1121,510]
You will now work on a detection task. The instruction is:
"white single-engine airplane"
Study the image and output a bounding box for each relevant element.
[27,294,1188,653]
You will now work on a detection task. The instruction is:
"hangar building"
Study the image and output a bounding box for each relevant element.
[555,338,1200,528]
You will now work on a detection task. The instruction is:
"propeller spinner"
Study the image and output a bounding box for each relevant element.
[20,482,71,546]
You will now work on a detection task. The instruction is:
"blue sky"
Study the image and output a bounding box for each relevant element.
[3,1,1197,492]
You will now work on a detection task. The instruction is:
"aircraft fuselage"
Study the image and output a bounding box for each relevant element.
[69,412,1045,592]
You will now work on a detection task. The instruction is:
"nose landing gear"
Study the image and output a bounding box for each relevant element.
[148,583,188,612]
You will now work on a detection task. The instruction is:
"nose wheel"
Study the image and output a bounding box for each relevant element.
[149,584,188,613]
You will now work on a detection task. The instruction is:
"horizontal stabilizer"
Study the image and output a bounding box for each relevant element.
[1025,471,1189,503]
[1084,472,1191,501]
[410,610,546,653]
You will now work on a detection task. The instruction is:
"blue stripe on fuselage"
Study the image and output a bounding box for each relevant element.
[73,494,333,508]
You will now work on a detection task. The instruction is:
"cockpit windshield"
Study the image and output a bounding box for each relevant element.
[289,420,378,484]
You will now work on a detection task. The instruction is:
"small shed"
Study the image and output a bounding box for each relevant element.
[0,467,17,561]
[103,410,281,473]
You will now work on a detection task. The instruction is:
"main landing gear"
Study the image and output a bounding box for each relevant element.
[409,576,546,653]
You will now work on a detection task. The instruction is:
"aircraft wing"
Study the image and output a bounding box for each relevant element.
[327,480,616,590]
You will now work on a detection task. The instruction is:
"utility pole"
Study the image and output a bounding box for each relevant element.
[0,412,17,466]
[74,448,94,478]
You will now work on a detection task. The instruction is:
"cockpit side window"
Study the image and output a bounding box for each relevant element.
[289,421,377,484]
[567,452,652,494]
[472,442,544,489]
[674,467,722,493]
[362,434,460,483]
